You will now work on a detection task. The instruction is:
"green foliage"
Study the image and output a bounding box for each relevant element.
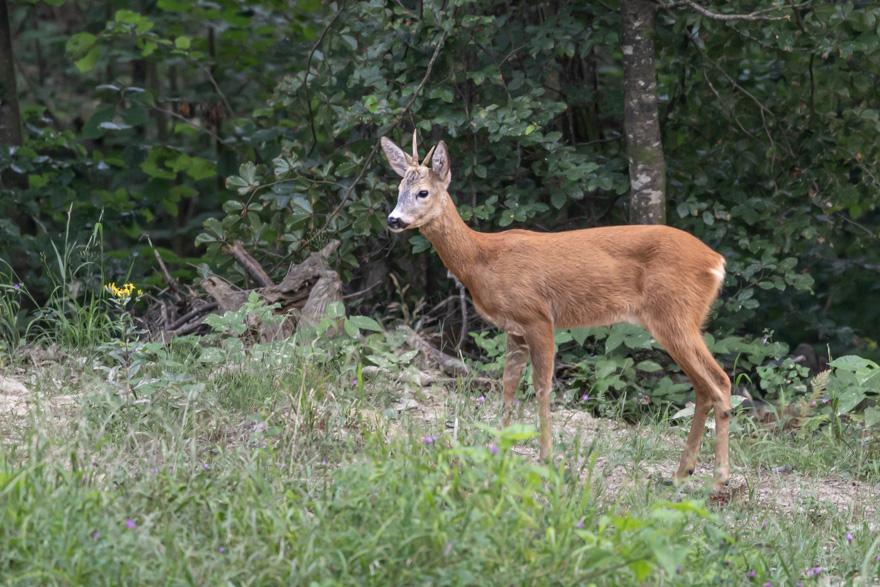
[4,0,880,403]
[0,276,27,356]
[818,355,880,429]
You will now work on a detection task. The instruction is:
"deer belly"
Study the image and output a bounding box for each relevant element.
[473,300,527,336]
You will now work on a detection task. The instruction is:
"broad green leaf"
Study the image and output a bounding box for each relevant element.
[343,319,359,338]
[348,315,382,331]
[865,407,880,429]
[637,360,663,372]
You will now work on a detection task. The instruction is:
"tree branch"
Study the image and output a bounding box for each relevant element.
[658,0,814,21]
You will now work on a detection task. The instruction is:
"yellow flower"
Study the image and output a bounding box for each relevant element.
[105,282,139,300]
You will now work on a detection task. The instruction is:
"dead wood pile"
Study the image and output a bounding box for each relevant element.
[146,240,343,342]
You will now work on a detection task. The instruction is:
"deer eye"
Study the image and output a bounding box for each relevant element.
[417,190,429,199]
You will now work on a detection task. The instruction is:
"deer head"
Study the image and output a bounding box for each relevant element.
[380,131,452,232]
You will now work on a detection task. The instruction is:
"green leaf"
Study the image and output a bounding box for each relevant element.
[830,355,879,371]
[185,157,217,181]
[66,32,97,60]
[836,387,866,415]
[326,301,345,319]
[343,319,360,338]
[66,33,100,72]
[636,360,663,372]
[115,10,154,33]
[865,406,880,429]
[175,36,191,50]
[570,328,591,347]
[605,329,625,354]
[671,405,695,420]
[348,315,382,331]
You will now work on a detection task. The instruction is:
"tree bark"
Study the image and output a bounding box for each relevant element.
[0,0,23,149]
[621,0,666,225]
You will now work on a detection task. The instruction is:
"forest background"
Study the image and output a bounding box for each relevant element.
[2,0,880,412]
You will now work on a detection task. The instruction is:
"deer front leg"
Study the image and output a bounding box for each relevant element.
[524,322,555,461]
[501,333,529,427]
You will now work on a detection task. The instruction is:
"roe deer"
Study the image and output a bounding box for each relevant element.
[381,132,732,491]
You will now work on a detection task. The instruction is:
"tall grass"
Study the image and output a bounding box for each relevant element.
[0,210,120,355]
[2,349,879,585]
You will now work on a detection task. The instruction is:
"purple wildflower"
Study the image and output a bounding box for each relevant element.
[489,444,498,455]
[763,582,771,587]
[476,396,485,403]
[811,401,817,406]
[13,283,20,290]
[151,468,158,474]
[796,583,804,587]
[126,519,136,529]
[821,398,828,404]
[92,531,100,539]
[749,570,756,579]
[424,435,436,445]
[846,532,853,542]
[762,520,768,528]
[762,337,768,344]
[581,394,589,402]
[321,459,327,465]
[219,547,225,553]
[576,519,584,528]
[353,379,358,387]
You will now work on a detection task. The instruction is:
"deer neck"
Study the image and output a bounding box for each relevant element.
[418,194,482,285]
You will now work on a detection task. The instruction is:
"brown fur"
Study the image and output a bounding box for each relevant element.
[381,135,732,491]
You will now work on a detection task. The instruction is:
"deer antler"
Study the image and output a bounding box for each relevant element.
[411,130,418,162]
[421,145,436,167]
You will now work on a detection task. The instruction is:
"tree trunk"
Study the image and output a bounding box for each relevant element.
[621,0,666,225]
[0,0,23,150]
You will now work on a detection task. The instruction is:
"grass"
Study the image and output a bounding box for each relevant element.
[2,342,880,587]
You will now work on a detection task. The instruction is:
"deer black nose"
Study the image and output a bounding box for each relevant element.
[387,216,409,230]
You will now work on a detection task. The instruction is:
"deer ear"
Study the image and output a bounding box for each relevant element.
[380,136,414,177]
[432,141,451,187]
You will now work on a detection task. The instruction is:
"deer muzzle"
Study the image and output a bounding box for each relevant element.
[387,215,409,232]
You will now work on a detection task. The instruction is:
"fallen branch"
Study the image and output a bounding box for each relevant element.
[225,241,274,287]
[397,324,469,377]
[168,302,218,331]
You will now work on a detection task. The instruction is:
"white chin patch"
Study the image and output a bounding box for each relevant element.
[388,226,406,233]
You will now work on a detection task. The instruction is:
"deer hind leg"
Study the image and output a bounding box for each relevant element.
[652,326,732,491]
[502,333,529,427]
[524,322,555,461]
